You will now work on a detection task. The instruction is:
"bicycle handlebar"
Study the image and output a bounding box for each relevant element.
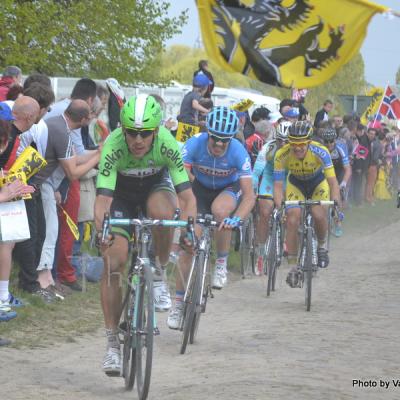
[283,200,336,206]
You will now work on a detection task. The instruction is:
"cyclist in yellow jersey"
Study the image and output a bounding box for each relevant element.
[273,121,340,288]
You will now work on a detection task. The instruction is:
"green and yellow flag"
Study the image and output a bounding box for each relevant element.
[197,0,388,88]
[360,87,384,125]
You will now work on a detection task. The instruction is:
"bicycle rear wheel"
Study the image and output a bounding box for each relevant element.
[266,223,277,297]
[189,250,207,344]
[304,229,314,312]
[135,265,154,400]
[122,284,136,390]
[240,215,255,277]
[180,259,198,354]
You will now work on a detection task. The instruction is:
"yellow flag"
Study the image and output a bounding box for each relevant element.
[9,146,47,180]
[176,122,200,143]
[58,206,80,240]
[197,0,388,88]
[231,98,254,112]
[0,170,31,200]
[360,87,384,125]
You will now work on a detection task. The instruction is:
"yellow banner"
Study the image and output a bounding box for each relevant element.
[59,206,80,240]
[9,146,47,180]
[360,87,384,125]
[197,0,388,88]
[176,122,200,143]
[0,170,32,200]
[231,98,254,112]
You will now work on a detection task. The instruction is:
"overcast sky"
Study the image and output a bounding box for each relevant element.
[166,0,400,88]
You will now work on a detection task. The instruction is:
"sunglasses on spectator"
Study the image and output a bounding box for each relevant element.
[209,134,234,143]
[124,128,155,139]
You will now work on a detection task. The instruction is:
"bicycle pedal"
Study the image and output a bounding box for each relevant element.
[153,327,160,336]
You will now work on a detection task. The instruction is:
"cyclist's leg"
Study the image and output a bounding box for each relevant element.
[311,179,330,267]
[146,187,177,266]
[100,199,132,374]
[285,180,304,287]
[210,185,239,288]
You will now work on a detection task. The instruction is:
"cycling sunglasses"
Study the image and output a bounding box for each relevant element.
[324,139,335,144]
[209,134,234,143]
[289,140,310,147]
[124,128,155,139]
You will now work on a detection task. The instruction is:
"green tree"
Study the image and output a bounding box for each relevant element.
[0,0,187,85]
[396,66,400,85]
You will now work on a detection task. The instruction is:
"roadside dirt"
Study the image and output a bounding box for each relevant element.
[2,219,400,400]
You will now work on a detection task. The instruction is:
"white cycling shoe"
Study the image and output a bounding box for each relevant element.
[102,347,121,376]
[153,280,172,312]
[212,262,228,289]
[167,302,184,330]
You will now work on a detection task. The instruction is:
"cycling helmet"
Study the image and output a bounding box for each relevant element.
[320,127,337,142]
[207,106,239,136]
[288,121,313,142]
[275,120,291,140]
[120,94,162,130]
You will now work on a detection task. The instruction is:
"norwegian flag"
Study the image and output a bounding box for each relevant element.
[378,86,400,119]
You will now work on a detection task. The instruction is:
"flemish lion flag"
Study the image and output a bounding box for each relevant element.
[360,87,384,125]
[197,0,388,88]
[176,122,200,143]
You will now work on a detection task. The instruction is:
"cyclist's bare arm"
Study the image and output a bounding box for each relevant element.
[273,180,284,208]
[94,194,113,232]
[176,187,196,224]
[233,177,256,220]
[342,164,352,186]
[184,166,195,182]
[327,176,340,204]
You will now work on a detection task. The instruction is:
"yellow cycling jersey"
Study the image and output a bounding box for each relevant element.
[273,141,336,181]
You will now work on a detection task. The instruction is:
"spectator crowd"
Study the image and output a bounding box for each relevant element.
[0,62,398,347]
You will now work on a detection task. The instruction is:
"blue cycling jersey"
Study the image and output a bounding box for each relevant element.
[182,133,252,190]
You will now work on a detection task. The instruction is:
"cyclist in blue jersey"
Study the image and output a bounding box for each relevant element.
[252,120,290,274]
[320,127,351,237]
[183,108,255,284]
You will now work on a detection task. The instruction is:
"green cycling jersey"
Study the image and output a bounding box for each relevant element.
[96,126,190,198]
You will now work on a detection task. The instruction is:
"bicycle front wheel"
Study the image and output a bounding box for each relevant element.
[135,265,154,400]
[266,224,277,297]
[240,215,255,277]
[304,229,314,312]
[122,285,136,390]
[189,250,207,344]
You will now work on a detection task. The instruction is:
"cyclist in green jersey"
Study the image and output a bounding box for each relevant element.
[94,94,196,375]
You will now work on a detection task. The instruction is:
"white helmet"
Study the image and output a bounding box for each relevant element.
[275,120,291,140]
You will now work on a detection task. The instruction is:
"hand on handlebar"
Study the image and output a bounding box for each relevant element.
[95,231,115,252]
[219,216,242,231]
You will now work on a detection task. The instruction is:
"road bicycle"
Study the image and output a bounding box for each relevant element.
[101,211,192,399]
[180,214,218,354]
[265,207,285,297]
[283,200,336,311]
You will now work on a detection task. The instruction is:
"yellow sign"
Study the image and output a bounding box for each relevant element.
[176,122,200,143]
[0,170,31,200]
[9,146,47,180]
[360,87,384,126]
[58,206,80,240]
[231,99,254,112]
[197,0,388,88]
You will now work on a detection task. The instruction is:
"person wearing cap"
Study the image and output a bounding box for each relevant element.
[177,74,211,126]
[283,107,300,123]
[193,60,214,98]
[0,66,22,102]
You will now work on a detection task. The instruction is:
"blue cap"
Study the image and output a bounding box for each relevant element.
[283,107,299,118]
[193,73,211,87]
[0,102,14,121]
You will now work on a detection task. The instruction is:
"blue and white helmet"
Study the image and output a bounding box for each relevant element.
[206,106,239,136]
[275,120,291,140]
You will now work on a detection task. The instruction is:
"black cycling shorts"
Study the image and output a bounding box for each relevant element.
[110,180,175,240]
[192,179,241,216]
